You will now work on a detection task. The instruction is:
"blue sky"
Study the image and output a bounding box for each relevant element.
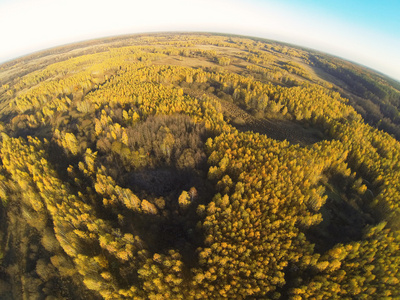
[281,0,400,36]
[0,0,399,81]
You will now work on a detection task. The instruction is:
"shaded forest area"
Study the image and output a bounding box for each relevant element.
[0,33,399,299]
[309,54,400,139]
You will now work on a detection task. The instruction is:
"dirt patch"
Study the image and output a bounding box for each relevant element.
[220,98,324,145]
[308,65,350,89]
[153,53,246,75]
[152,56,216,69]
[184,87,325,145]
[191,45,241,54]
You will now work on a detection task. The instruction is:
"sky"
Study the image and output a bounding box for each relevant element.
[0,0,399,81]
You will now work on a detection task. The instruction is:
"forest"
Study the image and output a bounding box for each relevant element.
[0,32,399,299]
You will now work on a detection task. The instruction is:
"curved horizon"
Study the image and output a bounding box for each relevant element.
[0,0,399,81]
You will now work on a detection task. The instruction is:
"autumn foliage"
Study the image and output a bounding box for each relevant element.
[0,33,399,299]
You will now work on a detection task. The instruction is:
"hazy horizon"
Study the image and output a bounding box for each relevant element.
[1,0,399,81]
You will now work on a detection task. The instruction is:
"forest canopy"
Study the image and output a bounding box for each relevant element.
[0,33,399,299]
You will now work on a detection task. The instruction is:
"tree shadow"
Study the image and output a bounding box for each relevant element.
[305,176,378,253]
[11,123,53,140]
[121,166,214,267]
